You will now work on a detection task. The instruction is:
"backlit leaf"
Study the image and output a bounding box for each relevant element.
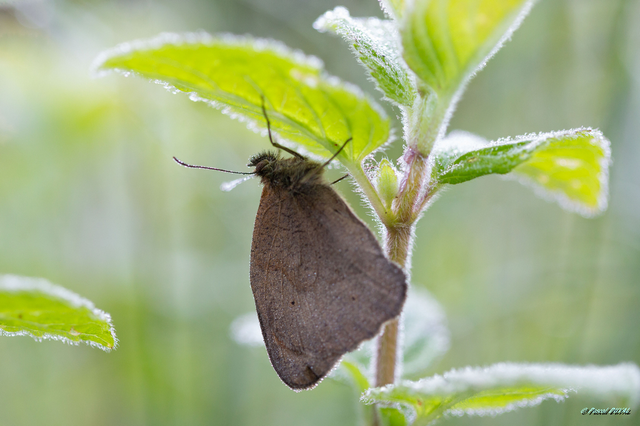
[314,7,417,107]
[0,275,117,351]
[93,32,390,166]
[430,128,611,216]
[364,363,640,425]
[401,0,535,96]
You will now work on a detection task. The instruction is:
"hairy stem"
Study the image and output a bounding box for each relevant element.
[374,152,425,388]
[375,320,399,386]
[376,225,413,387]
[372,92,440,391]
[405,92,449,157]
[368,91,444,424]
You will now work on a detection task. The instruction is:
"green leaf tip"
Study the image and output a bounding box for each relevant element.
[0,275,118,352]
[431,128,611,217]
[399,0,537,151]
[314,7,417,107]
[402,0,537,97]
[379,0,406,21]
[363,363,640,425]
[92,32,391,165]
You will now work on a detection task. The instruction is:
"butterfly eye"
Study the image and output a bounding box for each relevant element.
[253,159,271,174]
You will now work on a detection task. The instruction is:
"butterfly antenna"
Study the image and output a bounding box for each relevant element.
[299,137,352,185]
[320,137,352,170]
[173,157,254,175]
[260,96,304,159]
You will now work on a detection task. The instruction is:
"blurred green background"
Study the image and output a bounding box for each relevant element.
[1,0,639,425]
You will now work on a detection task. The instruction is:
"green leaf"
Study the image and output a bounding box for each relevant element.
[332,360,378,426]
[0,275,117,351]
[379,0,406,20]
[336,360,407,426]
[341,359,371,393]
[379,406,409,426]
[430,128,611,216]
[93,32,390,166]
[314,7,417,107]
[401,0,535,97]
[363,363,640,425]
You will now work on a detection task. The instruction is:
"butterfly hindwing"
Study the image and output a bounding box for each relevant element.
[250,183,406,389]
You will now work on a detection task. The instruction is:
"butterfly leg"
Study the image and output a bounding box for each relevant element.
[330,174,350,185]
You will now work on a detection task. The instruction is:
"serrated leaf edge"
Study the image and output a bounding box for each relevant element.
[0,274,118,352]
[504,127,611,217]
[401,0,538,144]
[434,127,611,217]
[314,7,417,107]
[378,0,403,21]
[363,362,640,422]
[91,31,390,162]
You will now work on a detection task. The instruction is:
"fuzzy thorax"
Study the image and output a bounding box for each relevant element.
[249,151,325,190]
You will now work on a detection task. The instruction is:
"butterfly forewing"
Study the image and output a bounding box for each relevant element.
[250,183,406,389]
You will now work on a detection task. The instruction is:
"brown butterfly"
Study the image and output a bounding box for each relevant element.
[174,101,407,390]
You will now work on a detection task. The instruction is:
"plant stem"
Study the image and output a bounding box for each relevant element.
[375,225,413,387]
[373,91,441,388]
[374,150,426,388]
[375,319,400,387]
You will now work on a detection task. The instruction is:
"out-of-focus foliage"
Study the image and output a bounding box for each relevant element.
[0,1,639,426]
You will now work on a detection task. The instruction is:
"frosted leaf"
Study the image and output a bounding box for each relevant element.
[378,0,405,20]
[430,130,487,166]
[0,275,117,351]
[314,7,417,107]
[401,0,536,153]
[93,32,390,166]
[402,0,536,95]
[364,362,640,424]
[430,128,611,217]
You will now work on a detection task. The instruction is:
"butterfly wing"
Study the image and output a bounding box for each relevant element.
[250,183,407,389]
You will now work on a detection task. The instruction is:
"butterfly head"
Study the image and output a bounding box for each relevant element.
[248,151,279,176]
[249,151,323,189]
